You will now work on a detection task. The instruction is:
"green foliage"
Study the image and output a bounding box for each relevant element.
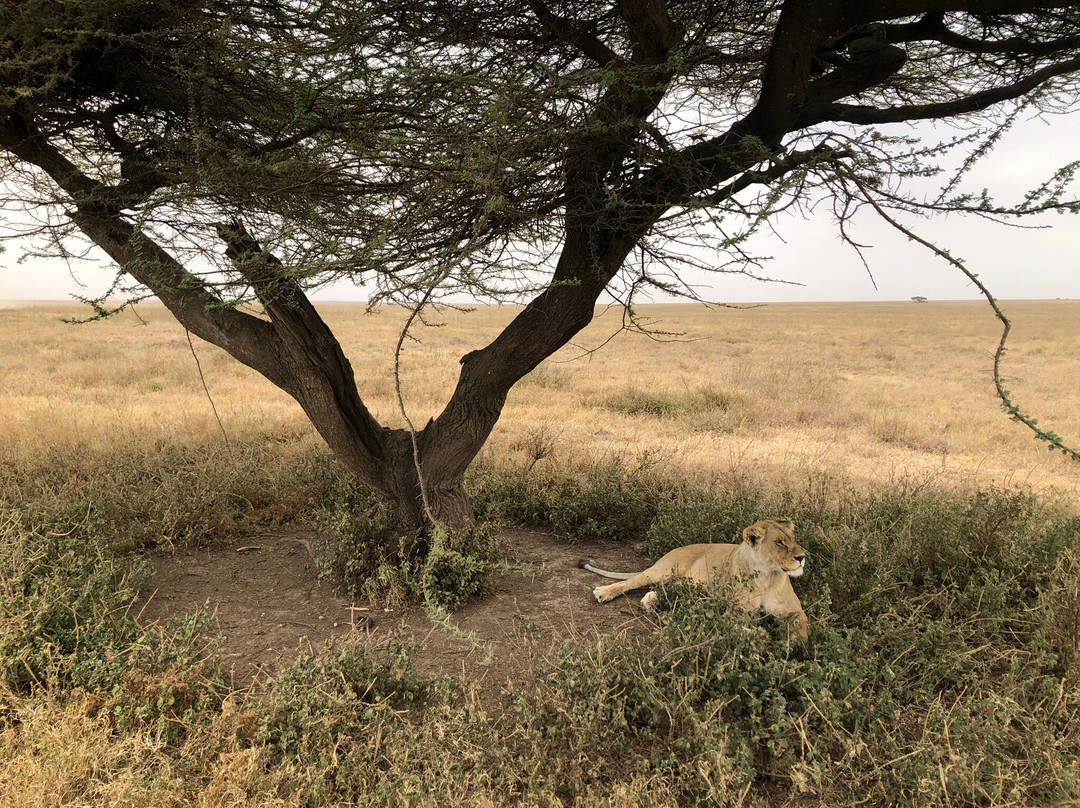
[801,486,1080,625]
[314,476,504,610]
[469,452,657,542]
[538,511,1080,805]
[466,456,1080,803]
[248,635,497,807]
[0,515,227,745]
[0,517,149,694]
[420,524,504,611]
[311,476,412,597]
[2,448,1079,805]
[600,387,686,417]
[599,385,741,420]
[259,635,438,762]
[109,612,227,746]
[641,479,766,558]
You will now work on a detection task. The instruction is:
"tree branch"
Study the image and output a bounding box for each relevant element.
[874,14,1080,55]
[214,220,388,462]
[850,176,1080,463]
[1,109,390,472]
[738,0,846,144]
[798,53,1080,125]
[846,0,1080,26]
[0,111,286,383]
[804,37,908,108]
[628,1,877,211]
[618,0,681,65]
[526,0,621,66]
[423,224,633,480]
[688,144,848,208]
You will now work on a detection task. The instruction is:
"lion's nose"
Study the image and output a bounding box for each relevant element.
[794,555,805,563]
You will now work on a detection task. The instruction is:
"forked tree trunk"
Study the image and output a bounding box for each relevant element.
[313,231,639,538]
[243,297,484,537]
[365,429,475,533]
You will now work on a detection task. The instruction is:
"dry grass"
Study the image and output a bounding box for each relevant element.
[0,693,182,808]
[2,299,1078,499]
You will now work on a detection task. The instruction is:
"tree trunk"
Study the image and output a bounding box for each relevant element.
[367,429,475,534]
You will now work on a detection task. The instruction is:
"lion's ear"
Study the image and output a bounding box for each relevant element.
[776,518,795,532]
[743,525,763,546]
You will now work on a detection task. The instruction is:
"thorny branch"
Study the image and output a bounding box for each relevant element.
[852,176,1080,464]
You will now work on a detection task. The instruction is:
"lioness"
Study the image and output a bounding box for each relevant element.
[580,518,808,640]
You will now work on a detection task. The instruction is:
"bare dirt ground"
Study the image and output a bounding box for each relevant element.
[136,527,653,704]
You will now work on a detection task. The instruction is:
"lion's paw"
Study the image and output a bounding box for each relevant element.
[593,586,611,603]
[640,590,658,612]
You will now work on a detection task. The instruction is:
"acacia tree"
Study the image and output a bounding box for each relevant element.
[3,1,1080,537]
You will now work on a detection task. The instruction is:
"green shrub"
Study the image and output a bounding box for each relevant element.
[3,443,1079,806]
[640,478,766,558]
[314,476,504,610]
[420,523,504,610]
[259,635,437,761]
[598,385,743,419]
[801,486,1080,623]
[109,612,227,746]
[537,557,1080,806]
[0,518,149,693]
[0,515,227,745]
[470,452,658,542]
[469,460,1080,803]
[600,387,687,417]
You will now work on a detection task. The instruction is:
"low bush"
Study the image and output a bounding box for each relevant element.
[470,452,658,542]
[640,477,767,558]
[0,515,228,747]
[0,517,150,694]
[534,556,1080,805]
[597,384,744,419]
[469,455,1080,804]
[600,387,687,417]
[313,475,505,610]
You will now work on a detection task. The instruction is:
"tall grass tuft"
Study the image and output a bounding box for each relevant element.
[469,451,659,542]
[1,430,342,549]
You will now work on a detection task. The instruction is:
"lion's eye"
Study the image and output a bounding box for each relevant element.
[775,540,784,546]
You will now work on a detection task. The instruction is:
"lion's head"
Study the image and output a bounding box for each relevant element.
[743,518,806,578]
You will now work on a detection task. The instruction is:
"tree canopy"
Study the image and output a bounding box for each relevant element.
[3,0,1079,531]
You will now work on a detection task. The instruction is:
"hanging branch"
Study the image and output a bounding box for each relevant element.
[391,215,496,530]
[182,320,231,451]
[392,281,443,529]
[853,178,1080,463]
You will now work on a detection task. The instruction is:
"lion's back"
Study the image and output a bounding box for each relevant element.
[673,542,741,580]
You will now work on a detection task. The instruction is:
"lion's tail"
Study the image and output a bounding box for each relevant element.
[577,558,636,581]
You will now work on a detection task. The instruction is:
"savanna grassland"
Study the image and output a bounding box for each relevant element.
[1,299,1079,807]
[5,299,1080,495]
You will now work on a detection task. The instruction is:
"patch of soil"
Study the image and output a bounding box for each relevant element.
[136,527,654,703]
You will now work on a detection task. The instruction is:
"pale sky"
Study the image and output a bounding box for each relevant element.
[2,114,1078,305]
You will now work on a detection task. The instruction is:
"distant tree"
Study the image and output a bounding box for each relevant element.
[911,296,928,302]
[3,1,1080,542]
